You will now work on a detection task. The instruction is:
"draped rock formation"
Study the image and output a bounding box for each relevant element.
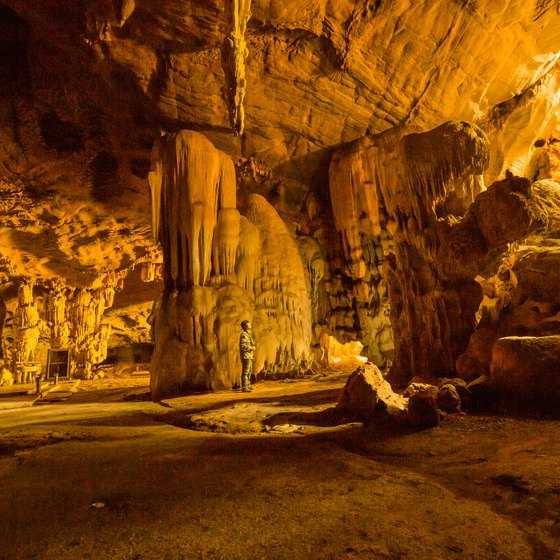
[13,279,40,366]
[149,130,312,399]
[330,122,490,383]
[222,0,252,136]
[330,121,560,386]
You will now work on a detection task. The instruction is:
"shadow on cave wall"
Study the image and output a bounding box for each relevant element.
[0,4,30,97]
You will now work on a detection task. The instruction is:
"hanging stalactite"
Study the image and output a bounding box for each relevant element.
[222,0,251,136]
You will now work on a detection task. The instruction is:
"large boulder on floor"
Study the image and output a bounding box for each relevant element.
[489,335,560,405]
[403,382,437,398]
[456,328,500,381]
[437,384,461,413]
[437,377,471,408]
[337,363,407,423]
[407,387,440,428]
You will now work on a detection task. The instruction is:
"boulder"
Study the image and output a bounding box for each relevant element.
[437,377,471,407]
[489,335,560,405]
[403,382,437,398]
[337,363,407,423]
[437,384,461,413]
[407,387,440,429]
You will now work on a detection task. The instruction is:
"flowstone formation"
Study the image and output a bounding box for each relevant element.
[148,130,312,399]
[330,121,490,384]
[330,121,560,389]
[1,274,128,381]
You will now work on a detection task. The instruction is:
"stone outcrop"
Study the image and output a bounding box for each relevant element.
[489,335,560,405]
[337,363,407,424]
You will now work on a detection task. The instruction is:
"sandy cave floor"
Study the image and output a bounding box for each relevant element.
[0,367,560,560]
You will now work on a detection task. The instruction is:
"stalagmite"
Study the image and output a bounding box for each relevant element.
[13,279,40,382]
[149,131,313,399]
[0,298,6,360]
[45,279,71,349]
[55,273,121,379]
[244,194,313,376]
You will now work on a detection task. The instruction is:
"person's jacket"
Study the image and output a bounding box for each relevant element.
[239,330,255,360]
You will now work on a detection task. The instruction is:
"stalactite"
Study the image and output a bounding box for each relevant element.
[149,130,240,289]
[138,248,163,283]
[222,0,251,136]
[113,0,135,26]
[141,262,160,282]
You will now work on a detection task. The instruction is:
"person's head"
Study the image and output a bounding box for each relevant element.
[240,320,251,331]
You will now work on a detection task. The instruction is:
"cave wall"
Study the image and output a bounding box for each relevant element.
[0,1,559,385]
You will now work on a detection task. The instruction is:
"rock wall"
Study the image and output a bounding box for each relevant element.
[457,178,560,382]
[0,1,558,397]
[149,130,312,399]
[330,121,560,386]
[330,122,490,383]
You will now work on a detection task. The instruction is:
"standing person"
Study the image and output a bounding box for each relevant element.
[239,320,255,392]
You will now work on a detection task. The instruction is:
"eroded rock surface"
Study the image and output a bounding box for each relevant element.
[337,362,407,423]
[0,1,558,394]
[490,335,560,405]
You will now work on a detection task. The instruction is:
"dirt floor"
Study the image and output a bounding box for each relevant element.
[1,367,559,560]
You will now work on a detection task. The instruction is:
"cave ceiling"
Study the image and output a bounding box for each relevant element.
[0,0,559,290]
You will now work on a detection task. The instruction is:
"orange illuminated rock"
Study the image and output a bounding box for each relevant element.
[149,131,312,398]
[0,1,559,395]
[337,363,407,423]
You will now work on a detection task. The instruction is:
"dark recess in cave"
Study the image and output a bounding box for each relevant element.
[0,4,30,95]
[39,111,85,152]
[89,150,123,202]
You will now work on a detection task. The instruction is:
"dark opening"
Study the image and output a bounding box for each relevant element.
[89,150,123,202]
[39,111,85,152]
[0,5,30,94]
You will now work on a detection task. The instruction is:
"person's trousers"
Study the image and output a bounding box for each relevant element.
[241,359,253,389]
